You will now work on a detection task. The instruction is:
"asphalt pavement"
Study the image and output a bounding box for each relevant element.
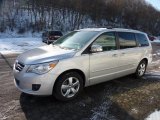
[0,44,160,120]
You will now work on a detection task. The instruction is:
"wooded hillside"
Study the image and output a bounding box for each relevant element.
[0,0,160,35]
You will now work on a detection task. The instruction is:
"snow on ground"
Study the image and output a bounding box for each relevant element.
[91,100,116,120]
[151,39,160,43]
[0,31,42,38]
[144,71,160,79]
[90,85,117,120]
[0,37,45,54]
[145,110,160,120]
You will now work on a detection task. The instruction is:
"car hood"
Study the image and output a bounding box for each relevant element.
[17,45,76,65]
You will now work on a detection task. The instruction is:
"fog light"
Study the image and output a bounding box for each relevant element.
[32,84,41,91]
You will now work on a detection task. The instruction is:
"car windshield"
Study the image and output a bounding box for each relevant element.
[53,31,98,50]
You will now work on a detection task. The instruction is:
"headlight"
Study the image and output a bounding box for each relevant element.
[27,61,58,74]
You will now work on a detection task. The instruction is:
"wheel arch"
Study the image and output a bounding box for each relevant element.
[135,58,148,78]
[53,69,86,93]
[141,58,148,66]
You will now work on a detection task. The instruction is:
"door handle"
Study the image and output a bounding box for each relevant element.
[112,54,118,57]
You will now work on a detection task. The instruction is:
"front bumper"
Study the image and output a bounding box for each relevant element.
[13,64,59,95]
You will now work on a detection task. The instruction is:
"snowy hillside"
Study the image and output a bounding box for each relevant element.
[1,0,160,36]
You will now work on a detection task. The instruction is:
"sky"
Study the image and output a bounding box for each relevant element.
[145,0,160,11]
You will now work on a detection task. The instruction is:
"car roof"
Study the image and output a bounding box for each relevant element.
[78,28,145,34]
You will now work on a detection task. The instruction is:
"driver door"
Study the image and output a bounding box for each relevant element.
[89,32,119,85]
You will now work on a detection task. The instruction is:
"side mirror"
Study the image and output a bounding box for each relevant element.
[91,44,103,53]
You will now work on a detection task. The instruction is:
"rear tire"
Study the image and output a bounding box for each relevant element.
[135,60,147,78]
[53,72,83,101]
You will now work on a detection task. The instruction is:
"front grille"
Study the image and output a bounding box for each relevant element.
[15,61,25,72]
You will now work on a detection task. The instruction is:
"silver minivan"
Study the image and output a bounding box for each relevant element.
[13,28,152,101]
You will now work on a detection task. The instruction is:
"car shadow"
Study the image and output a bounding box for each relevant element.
[20,74,160,120]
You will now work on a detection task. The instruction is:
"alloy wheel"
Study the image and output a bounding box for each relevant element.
[138,63,146,76]
[61,77,80,98]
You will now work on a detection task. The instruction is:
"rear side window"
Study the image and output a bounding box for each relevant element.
[135,33,149,47]
[118,32,137,49]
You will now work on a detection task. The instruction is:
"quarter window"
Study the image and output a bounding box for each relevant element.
[93,32,116,51]
[118,32,137,49]
[135,33,149,47]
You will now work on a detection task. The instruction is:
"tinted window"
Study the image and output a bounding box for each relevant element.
[118,32,137,49]
[136,33,149,47]
[49,31,63,36]
[93,32,116,51]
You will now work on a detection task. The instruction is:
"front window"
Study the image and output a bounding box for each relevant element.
[53,31,98,50]
[92,32,116,51]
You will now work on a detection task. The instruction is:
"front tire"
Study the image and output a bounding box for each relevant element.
[135,60,147,78]
[53,72,83,101]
